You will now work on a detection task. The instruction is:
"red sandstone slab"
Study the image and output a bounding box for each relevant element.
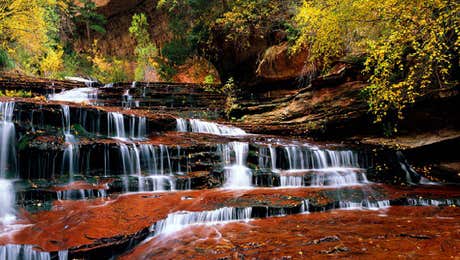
[122,206,460,259]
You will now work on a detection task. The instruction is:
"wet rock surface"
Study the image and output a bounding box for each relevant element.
[0,79,459,259]
[121,206,460,259]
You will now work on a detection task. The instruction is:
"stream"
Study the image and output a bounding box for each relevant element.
[0,83,458,259]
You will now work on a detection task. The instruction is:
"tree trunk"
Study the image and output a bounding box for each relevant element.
[221,0,228,10]
[86,21,91,41]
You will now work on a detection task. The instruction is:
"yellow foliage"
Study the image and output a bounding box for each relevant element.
[0,90,32,98]
[40,47,64,77]
[89,40,128,83]
[294,0,459,129]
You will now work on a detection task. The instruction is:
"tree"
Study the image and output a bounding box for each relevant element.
[0,0,63,74]
[74,0,106,41]
[129,13,158,81]
[293,0,459,129]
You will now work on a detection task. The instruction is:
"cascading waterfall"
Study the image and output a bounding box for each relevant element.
[258,145,278,172]
[153,207,252,235]
[284,147,359,169]
[276,146,367,187]
[220,142,252,188]
[118,144,176,192]
[176,118,188,132]
[49,87,98,103]
[309,168,368,187]
[107,112,146,140]
[0,102,17,224]
[61,105,79,181]
[269,145,277,172]
[0,245,51,260]
[189,119,246,136]
[396,151,420,184]
[338,200,390,210]
[406,198,460,207]
[57,189,107,200]
[0,244,68,260]
[122,89,134,108]
[107,112,126,139]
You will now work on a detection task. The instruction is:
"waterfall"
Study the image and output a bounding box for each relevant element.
[107,112,146,140]
[396,151,419,184]
[189,119,246,136]
[49,87,98,103]
[0,102,16,176]
[269,145,277,171]
[122,89,133,108]
[107,112,126,139]
[220,142,252,188]
[284,146,359,170]
[61,105,78,181]
[250,145,369,188]
[0,102,17,224]
[129,116,146,139]
[154,207,252,235]
[309,168,368,187]
[0,245,52,260]
[118,144,175,192]
[339,200,390,210]
[258,147,269,169]
[57,189,107,200]
[0,245,68,260]
[176,118,188,132]
[258,145,278,171]
[0,179,15,224]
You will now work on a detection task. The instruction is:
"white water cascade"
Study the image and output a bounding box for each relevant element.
[284,147,359,169]
[220,142,252,188]
[61,105,79,181]
[49,87,98,103]
[154,207,252,235]
[176,118,188,132]
[276,146,367,187]
[0,102,17,225]
[0,244,68,260]
[189,119,247,136]
[118,144,176,192]
[338,200,390,210]
[107,112,146,140]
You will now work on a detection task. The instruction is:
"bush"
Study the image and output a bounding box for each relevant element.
[203,74,215,84]
[162,39,193,66]
[0,49,14,69]
[0,90,32,98]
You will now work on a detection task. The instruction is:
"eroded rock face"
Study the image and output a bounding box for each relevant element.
[239,80,372,138]
[256,42,315,83]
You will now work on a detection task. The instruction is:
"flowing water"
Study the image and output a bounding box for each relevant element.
[0,102,16,225]
[0,83,458,259]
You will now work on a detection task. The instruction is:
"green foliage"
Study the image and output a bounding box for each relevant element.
[157,60,177,81]
[363,0,459,126]
[215,0,293,51]
[293,0,460,130]
[203,74,215,84]
[129,13,158,81]
[204,76,238,118]
[162,39,192,65]
[292,0,377,71]
[74,0,107,40]
[222,77,239,119]
[0,49,14,69]
[0,0,107,78]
